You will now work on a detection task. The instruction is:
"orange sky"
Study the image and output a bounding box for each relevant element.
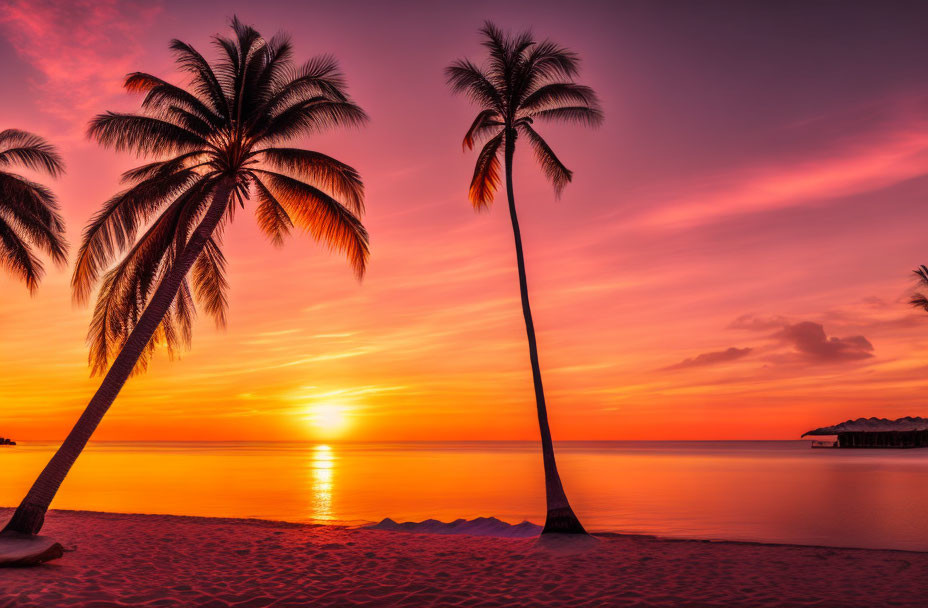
[2,0,928,441]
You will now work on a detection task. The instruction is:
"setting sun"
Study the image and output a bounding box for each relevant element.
[304,404,351,437]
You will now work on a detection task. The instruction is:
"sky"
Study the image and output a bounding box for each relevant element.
[2,0,928,441]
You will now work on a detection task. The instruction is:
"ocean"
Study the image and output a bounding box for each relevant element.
[2,440,927,551]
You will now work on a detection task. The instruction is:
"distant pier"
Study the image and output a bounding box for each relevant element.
[802,417,928,448]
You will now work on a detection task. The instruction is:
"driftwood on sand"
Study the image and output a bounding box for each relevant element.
[0,535,63,566]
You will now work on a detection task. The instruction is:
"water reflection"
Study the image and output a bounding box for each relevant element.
[4,441,928,550]
[309,444,334,520]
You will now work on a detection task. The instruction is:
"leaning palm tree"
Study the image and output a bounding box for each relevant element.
[446,22,602,534]
[0,130,67,291]
[2,17,369,537]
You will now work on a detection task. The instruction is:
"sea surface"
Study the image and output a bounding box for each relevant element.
[2,440,928,551]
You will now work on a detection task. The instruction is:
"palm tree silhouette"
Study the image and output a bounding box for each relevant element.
[0,130,67,291]
[447,22,602,535]
[2,18,369,536]
[910,266,928,311]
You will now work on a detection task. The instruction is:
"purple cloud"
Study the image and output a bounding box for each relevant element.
[664,347,753,371]
[774,321,873,363]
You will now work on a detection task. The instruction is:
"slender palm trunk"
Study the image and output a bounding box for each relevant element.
[503,132,586,535]
[2,178,235,536]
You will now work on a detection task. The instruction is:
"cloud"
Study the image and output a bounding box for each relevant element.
[0,0,162,122]
[663,346,753,371]
[624,102,928,231]
[773,321,874,363]
[671,317,876,372]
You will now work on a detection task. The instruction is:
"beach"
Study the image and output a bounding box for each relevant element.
[2,508,926,607]
[7,441,928,552]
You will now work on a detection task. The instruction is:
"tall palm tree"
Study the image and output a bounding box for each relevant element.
[446,22,602,535]
[0,130,67,291]
[2,18,369,536]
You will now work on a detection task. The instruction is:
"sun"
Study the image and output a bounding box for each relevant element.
[304,403,350,437]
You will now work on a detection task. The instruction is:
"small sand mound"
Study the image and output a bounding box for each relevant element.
[367,516,542,538]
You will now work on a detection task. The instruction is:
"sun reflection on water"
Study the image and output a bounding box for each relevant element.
[310,444,335,520]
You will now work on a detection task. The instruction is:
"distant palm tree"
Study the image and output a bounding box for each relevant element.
[446,23,603,534]
[2,18,369,536]
[910,266,928,311]
[0,130,67,291]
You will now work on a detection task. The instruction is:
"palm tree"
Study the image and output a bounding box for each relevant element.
[446,22,602,535]
[0,130,67,291]
[2,18,369,536]
[910,266,928,311]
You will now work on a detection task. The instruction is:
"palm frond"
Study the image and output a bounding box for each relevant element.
[522,40,580,82]
[125,72,221,128]
[251,33,294,109]
[72,171,202,303]
[445,59,503,112]
[254,170,368,277]
[169,39,230,118]
[191,237,228,327]
[519,124,572,197]
[0,214,42,292]
[520,83,599,113]
[525,105,604,127]
[88,113,208,156]
[256,147,364,213]
[120,152,209,185]
[468,132,504,209]
[911,266,928,312]
[0,130,64,176]
[253,177,293,245]
[0,172,67,263]
[259,99,367,142]
[255,55,348,125]
[86,184,209,375]
[911,293,928,311]
[462,109,502,151]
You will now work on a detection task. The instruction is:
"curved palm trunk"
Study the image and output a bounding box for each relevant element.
[503,134,586,535]
[2,178,235,536]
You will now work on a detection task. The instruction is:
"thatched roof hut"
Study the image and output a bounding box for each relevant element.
[802,416,928,448]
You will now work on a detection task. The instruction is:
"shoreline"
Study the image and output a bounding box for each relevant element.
[7,506,926,555]
[9,506,928,555]
[3,508,927,607]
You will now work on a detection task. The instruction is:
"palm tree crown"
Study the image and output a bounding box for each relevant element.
[446,21,603,207]
[0,130,67,291]
[77,17,369,375]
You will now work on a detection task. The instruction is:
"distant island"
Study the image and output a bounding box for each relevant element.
[0,437,15,446]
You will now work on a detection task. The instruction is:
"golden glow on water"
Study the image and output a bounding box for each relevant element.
[4,441,928,550]
[309,444,334,520]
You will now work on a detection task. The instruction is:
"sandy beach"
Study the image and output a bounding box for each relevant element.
[1,508,926,607]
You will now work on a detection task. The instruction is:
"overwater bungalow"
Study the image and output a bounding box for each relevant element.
[802,417,928,448]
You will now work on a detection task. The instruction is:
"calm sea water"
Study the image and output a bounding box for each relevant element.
[2,440,927,551]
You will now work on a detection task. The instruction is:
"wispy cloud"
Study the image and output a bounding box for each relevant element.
[625,101,928,231]
[663,346,753,371]
[0,0,162,123]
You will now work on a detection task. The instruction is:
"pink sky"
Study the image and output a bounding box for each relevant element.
[2,0,928,441]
